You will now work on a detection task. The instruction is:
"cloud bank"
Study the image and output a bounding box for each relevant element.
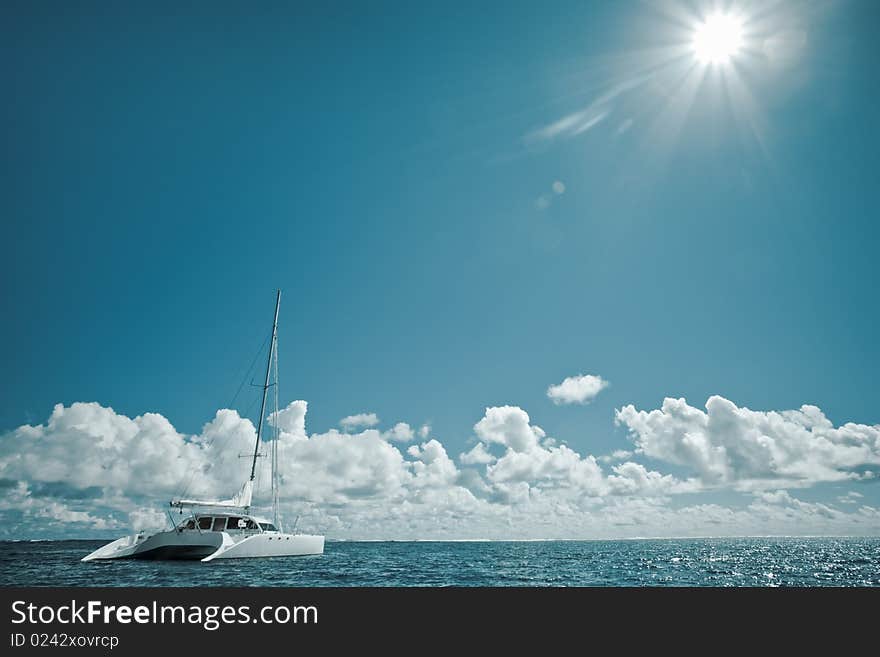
[616,396,880,489]
[0,395,877,540]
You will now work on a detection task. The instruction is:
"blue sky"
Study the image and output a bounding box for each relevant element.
[1,1,878,538]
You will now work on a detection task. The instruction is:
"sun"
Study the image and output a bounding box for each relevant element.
[692,13,744,65]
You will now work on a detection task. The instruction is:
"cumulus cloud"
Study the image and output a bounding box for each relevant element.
[487,442,605,494]
[474,406,545,453]
[407,440,458,488]
[269,400,308,438]
[837,491,864,505]
[0,481,119,535]
[0,396,877,540]
[606,462,698,496]
[128,508,169,532]
[615,396,880,489]
[339,412,380,431]
[383,422,415,443]
[598,449,633,464]
[547,374,609,405]
[0,402,228,499]
[459,443,496,465]
[280,428,410,502]
[0,401,474,538]
[464,405,695,506]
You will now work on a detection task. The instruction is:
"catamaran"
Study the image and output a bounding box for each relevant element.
[82,290,324,561]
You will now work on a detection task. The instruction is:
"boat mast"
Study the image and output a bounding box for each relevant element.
[272,325,280,529]
[250,289,281,483]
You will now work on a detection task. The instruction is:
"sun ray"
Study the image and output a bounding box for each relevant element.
[515,0,811,205]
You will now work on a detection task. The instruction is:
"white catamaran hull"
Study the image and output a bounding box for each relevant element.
[82,530,324,562]
[81,291,326,564]
[202,533,324,561]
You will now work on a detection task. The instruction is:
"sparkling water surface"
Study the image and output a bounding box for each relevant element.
[1,538,878,587]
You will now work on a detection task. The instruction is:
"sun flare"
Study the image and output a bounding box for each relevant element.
[692,13,744,64]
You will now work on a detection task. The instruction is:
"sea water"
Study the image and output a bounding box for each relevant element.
[1,537,877,587]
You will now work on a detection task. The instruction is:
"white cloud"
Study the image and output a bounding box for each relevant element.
[269,400,308,438]
[753,490,796,505]
[486,442,605,494]
[467,405,692,503]
[36,501,114,530]
[598,449,633,464]
[459,443,495,465]
[0,396,877,540]
[0,402,229,499]
[339,412,379,431]
[279,427,410,503]
[838,491,864,505]
[128,508,168,532]
[407,440,458,488]
[383,422,415,443]
[606,462,698,496]
[0,481,119,535]
[547,374,609,405]
[615,396,880,489]
[474,406,544,453]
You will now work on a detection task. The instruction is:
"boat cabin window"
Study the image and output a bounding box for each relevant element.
[197,517,212,530]
[226,516,246,531]
[258,522,277,532]
[212,517,226,531]
[245,519,258,530]
[181,519,196,530]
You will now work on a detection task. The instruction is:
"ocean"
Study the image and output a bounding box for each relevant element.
[1,537,878,587]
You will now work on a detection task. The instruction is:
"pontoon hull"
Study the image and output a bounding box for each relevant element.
[81,530,324,562]
[201,533,324,561]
